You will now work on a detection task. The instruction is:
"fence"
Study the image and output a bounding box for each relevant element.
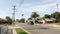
[0,26,13,34]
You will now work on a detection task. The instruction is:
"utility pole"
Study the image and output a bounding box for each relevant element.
[12,5,16,24]
[56,3,59,12]
[12,0,24,24]
[55,3,59,22]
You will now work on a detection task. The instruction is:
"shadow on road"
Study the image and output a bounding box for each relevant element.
[40,27,49,29]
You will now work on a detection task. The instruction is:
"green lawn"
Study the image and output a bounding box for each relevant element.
[15,28,28,34]
[57,22,60,25]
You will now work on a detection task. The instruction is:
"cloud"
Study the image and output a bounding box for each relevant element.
[16,1,60,19]
[0,0,60,19]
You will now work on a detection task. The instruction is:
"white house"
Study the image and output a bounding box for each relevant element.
[45,18,56,23]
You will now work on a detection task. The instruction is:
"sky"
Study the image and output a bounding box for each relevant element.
[0,0,60,19]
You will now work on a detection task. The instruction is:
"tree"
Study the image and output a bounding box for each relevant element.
[31,12,39,18]
[6,16,12,24]
[44,14,51,18]
[0,18,7,24]
[16,19,20,22]
[28,18,32,20]
[19,18,25,23]
[51,12,60,18]
[51,12,60,22]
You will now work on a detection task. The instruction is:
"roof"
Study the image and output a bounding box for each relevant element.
[45,18,56,21]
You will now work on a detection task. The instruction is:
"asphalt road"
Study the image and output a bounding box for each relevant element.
[18,23,60,34]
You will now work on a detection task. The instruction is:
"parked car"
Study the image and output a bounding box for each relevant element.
[38,20,43,24]
[27,20,34,25]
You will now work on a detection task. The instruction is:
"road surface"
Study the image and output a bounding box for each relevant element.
[17,23,60,34]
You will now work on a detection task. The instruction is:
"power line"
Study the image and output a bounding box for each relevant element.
[16,0,24,12]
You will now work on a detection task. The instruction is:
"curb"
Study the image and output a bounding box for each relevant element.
[16,25,31,34]
[13,29,17,34]
[52,24,60,27]
[20,27,31,34]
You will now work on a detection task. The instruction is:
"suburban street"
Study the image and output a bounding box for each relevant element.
[17,23,60,34]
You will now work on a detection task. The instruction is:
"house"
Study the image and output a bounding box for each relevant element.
[37,18,56,24]
[27,17,56,24]
[45,18,56,23]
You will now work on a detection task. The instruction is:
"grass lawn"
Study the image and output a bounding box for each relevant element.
[55,22,60,25]
[57,22,60,25]
[15,28,28,34]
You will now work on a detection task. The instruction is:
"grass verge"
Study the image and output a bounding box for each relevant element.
[55,22,60,25]
[57,22,60,25]
[15,28,28,34]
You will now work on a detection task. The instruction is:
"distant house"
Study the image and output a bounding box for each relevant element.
[27,17,56,24]
[45,18,56,23]
[37,18,56,24]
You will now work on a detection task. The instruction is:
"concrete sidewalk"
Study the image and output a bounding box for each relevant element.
[13,29,17,34]
[7,23,60,34]
[7,25,20,34]
[8,24,31,34]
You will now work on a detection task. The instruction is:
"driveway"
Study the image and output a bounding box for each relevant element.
[17,23,60,34]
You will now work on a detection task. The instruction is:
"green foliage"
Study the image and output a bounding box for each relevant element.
[51,12,60,18]
[57,22,60,25]
[17,18,25,23]
[44,14,51,18]
[20,18,25,23]
[31,12,39,18]
[6,16,12,24]
[0,18,7,24]
[51,12,60,22]
[43,12,60,22]
[28,18,32,20]
[16,19,20,22]
[15,28,28,34]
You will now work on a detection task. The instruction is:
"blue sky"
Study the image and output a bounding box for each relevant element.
[0,0,60,19]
